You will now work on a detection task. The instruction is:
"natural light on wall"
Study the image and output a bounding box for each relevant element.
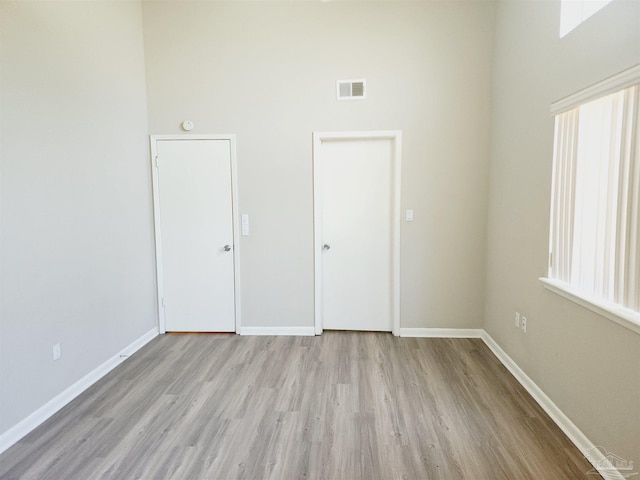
[560,0,614,37]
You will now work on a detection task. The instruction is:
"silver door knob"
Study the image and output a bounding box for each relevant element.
[223,245,232,252]
[323,244,331,250]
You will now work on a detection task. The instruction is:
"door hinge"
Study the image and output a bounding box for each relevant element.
[549,252,553,268]
[161,297,165,308]
[155,156,159,168]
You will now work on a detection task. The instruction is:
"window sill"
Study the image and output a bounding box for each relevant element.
[539,278,640,336]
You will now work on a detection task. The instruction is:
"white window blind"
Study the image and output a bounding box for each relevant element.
[549,83,640,314]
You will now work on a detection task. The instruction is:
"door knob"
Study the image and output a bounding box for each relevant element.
[223,245,232,252]
[323,244,331,250]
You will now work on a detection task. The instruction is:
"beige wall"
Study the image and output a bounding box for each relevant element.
[486,0,640,461]
[3,0,637,464]
[0,0,495,439]
[142,1,494,330]
[0,2,157,433]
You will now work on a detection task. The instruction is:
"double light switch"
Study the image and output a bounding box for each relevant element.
[241,214,249,236]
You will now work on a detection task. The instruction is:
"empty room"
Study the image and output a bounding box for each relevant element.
[1,0,639,478]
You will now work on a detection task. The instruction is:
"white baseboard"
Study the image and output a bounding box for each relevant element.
[480,331,625,480]
[399,328,484,338]
[240,326,316,336]
[0,327,159,455]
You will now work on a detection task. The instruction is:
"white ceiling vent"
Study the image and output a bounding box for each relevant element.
[337,79,366,100]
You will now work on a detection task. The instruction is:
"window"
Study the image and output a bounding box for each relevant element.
[545,66,640,331]
[560,0,614,37]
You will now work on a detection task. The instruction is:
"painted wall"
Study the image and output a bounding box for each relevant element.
[142,1,494,330]
[7,0,637,464]
[0,2,157,434]
[486,0,640,461]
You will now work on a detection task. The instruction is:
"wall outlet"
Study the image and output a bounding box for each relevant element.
[521,316,527,333]
[53,343,61,361]
[514,312,520,328]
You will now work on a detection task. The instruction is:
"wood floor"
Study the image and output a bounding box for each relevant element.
[1,333,599,480]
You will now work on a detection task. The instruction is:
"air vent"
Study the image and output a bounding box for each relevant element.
[337,79,366,100]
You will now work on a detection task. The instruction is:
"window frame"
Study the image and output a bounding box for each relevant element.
[541,65,640,335]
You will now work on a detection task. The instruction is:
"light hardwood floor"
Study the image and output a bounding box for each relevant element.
[0,333,599,479]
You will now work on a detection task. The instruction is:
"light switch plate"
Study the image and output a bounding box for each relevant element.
[405,209,414,222]
[53,343,61,361]
[241,214,249,236]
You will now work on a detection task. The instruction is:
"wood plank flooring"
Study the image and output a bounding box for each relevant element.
[0,333,599,479]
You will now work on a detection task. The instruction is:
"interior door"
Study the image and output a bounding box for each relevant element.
[155,138,236,332]
[318,137,395,332]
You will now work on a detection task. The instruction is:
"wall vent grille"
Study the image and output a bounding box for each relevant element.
[337,79,366,100]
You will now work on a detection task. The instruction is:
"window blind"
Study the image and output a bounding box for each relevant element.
[549,83,640,313]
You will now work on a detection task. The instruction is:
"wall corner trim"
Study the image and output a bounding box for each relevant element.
[0,327,159,455]
[480,330,626,480]
[239,326,316,336]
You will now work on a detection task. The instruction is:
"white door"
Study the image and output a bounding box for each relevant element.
[315,133,401,332]
[154,138,236,332]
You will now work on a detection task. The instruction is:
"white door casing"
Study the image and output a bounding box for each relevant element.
[150,135,241,333]
[313,131,402,335]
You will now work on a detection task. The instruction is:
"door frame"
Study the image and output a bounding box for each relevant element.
[149,134,241,334]
[313,130,402,336]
